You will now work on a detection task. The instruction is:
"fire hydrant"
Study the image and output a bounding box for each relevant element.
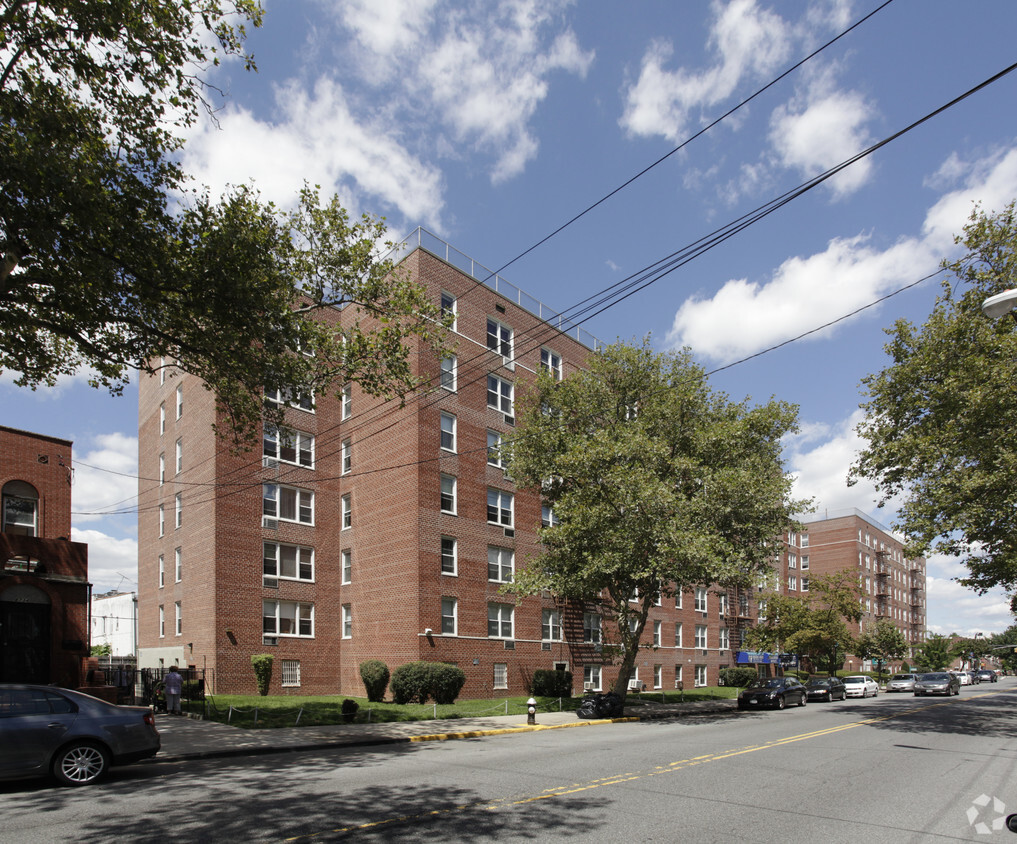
[527,697,537,725]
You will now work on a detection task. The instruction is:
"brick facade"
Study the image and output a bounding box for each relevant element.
[0,425,89,686]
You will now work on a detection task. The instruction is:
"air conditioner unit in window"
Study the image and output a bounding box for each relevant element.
[263,577,278,589]
[262,457,279,469]
[583,682,594,691]
[541,642,551,651]
[262,636,278,646]
[503,640,515,650]
[263,518,278,530]
[504,415,514,426]
[504,528,515,538]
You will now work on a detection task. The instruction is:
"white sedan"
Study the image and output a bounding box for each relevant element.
[842,675,879,698]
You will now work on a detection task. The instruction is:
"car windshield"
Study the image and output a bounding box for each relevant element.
[843,677,863,684]
[921,673,949,680]
[890,675,913,681]
[749,679,783,689]
[807,679,829,687]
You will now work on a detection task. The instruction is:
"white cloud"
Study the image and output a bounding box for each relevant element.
[338,0,437,61]
[621,0,789,142]
[924,560,1011,637]
[73,433,138,524]
[72,528,138,594]
[666,145,1017,363]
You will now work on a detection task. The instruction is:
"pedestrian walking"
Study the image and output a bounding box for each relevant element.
[164,665,184,715]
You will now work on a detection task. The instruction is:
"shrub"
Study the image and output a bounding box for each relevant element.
[390,661,466,705]
[359,659,391,703]
[719,667,758,688]
[341,698,359,714]
[251,654,274,696]
[530,669,573,697]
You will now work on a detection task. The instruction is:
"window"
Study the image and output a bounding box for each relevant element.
[175,439,182,474]
[695,625,707,649]
[675,591,683,609]
[159,403,166,435]
[158,555,164,588]
[159,605,165,638]
[801,555,810,570]
[263,427,315,468]
[441,597,457,634]
[541,505,560,527]
[341,549,351,584]
[440,356,457,391]
[265,386,314,412]
[341,494,352,529]
[583,613,602,644]
[158,504,165,537]
[160,357,166,384]
[440,291,457,330]
[2,481,38,537]
[264,601,315,638]
[718,628,730,650]
[674,622,683,648]
[341,439,352,474]
[487,429,504,467]
[488,546,514,583]
[695,665,708,688]
[440,536,457,575]
[263,484,314,525]
[800,533,809,548]
[493,663,508,690]
[158,453,165,485]
[264,542,315,582]
[542,609,562,641]
[718,593,728,616]
[488,603,514,638]
[788,575,798,591]
[174,493,182,529]
[487,375,513,415]
[758,599,768,619]
[802,577,809,592]
[281,660,301,688]
[541,348,562,380]
[654,665,663,689]
[486,318,513,359]
[695,587,707,612]
[174,547,182,582]
[653,620,662,647]
[175,384,183,419]
[175,602,182,636]
[341,384,352,419]
[788,554,797,569]
[487,488,513,527]
[341,604,352,638]
[441,413,457,452]
[440,475,457,514]
[583,665,602,691]
[675,665,683,687]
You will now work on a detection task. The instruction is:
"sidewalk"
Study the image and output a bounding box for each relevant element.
[147,698,739,765]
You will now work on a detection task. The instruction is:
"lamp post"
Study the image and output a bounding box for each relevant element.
[982,289,1017,321]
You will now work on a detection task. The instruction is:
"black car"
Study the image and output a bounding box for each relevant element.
[805,676,846,701]
[976,669,997,683]
[737,677,808,710]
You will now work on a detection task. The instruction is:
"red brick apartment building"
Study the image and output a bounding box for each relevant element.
[781,510,927,671]
[0,425,89,686]
[136,231,769,697]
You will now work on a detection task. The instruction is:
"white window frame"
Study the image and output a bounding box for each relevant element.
[583,664,602,691]
[718,627,730,651]
[493,663,508,690]
[541,505,560,527]
[653,620,662,648]
[486,317,513,360]
[341,549,351,585]
[174,601,182,636]
[441,597,457,635]
[341,494,352,530]
[674,622,683,648]
[583,612,602,644]
[159,403,166,435]
[440,356,457,392]
[440,536,457,575]
[174,493,182,529]
[158,504,165,537]
[175,438,182,474]
[488,546,514,583]
[263,600,315,638]
[159,605,164,638]
[174,547,182,583]
[654,664,663,689]
[175,384,183,420]
[264,427,315,468]
[341,384,352,419]
[540,347,562,380]
[441,413,457,452]
[675,591,683,609]
[158,555,164,588]
[281,660,301,688]
[788,575,798,591]
[542,609,562,642]
[342,604,352,638]
[487,374,514,415]
[341,438,352,474]
[695,587,707,612]
[264,541,315,582]
[487,488,513,527]
[440,291,457,330]
[695,665,708,688]
[158,453,165,485]
[801,555,810,570]
[440,475,457,515]
[264,386,314,413]
[488,603,514,639]
[695,625,707,650]
[263,484,315,526]
[487,429,504,468]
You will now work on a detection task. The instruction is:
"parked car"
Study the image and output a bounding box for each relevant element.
[886,673,919,692]
[977,669,998,683]
[914,672,961,696]
[956,671,972,685]
[842,675,879,698]
[805,677,846,701]
[0,684,160,786]
[737,677,808,710]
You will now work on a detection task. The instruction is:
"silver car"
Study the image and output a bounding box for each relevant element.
[0,684,160,786]
[887,673,918,692]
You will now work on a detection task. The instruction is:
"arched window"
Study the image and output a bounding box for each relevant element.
[2,481,39,537]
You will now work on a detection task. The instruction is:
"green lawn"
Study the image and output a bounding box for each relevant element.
[196,686,737,729]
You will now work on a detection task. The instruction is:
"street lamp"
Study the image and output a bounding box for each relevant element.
[981,289,1017,320]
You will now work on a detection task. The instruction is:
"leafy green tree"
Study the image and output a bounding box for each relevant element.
[852,203,1017,606]
[507,341,806,697]
[1,2,445,443]
[913,634,955,672]
[855,618,908,684]
[745,572,862,676]
[987,626,1017,673]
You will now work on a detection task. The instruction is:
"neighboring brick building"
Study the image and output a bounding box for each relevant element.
[0,425,89,686]
[135,231,766,696]
[779,510,927,672]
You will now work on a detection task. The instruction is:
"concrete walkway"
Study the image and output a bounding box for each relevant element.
[146,699,739,765]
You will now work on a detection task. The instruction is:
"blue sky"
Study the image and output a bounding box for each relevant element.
[6,0,1017,637]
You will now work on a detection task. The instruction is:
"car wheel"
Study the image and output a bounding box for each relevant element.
[52,741,110,787]
[798,694,806,707]
[776,696,786,710]
[873,689,878,697]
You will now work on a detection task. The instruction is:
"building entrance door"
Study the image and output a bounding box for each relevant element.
[0,596,51,683]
